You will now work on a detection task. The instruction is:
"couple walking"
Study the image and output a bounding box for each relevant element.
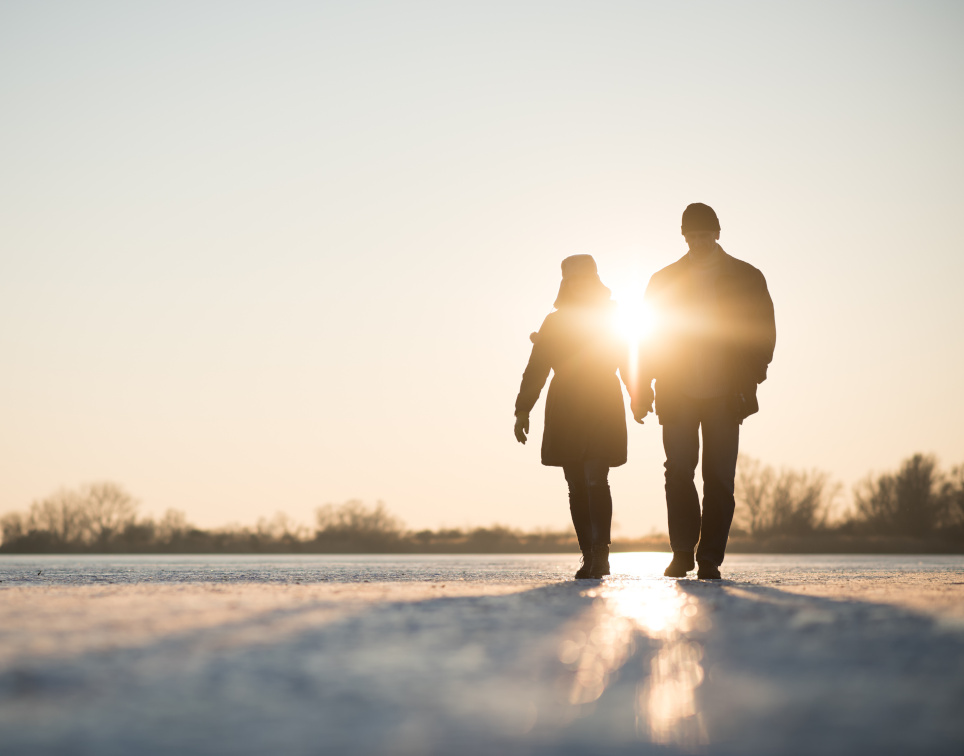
[514,203,776,581]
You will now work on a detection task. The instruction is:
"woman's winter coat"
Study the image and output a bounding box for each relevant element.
[514,302,633,468]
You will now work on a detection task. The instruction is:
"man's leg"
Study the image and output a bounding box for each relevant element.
[662,407,702,560]
[696,397,740,569]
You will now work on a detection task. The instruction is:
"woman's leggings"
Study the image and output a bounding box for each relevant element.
[562,459,612,552]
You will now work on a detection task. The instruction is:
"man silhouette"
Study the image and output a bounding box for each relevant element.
[633,203,775,579]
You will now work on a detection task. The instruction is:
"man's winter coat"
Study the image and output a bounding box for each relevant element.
[640,248,776,423]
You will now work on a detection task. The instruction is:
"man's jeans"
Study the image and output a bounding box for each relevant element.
[662,395,740,567]
[563,459,612,552]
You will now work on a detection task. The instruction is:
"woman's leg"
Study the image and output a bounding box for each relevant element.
[584,459,613,578]
[563,464,592,556]
[584,459,613,546]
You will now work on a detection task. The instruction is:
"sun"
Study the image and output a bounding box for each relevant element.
[612,293,657,349]
[608,283,658,390]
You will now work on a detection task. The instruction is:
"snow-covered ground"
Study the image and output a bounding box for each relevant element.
[1,553,962,755]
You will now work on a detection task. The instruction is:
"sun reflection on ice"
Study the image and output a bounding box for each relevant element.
[641,629,707,747]
[561,553,709,748]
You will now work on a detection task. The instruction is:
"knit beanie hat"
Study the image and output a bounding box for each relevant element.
[681,203,721,233]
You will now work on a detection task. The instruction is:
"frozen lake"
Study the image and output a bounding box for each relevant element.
[2,552,964,586]
[2,553,963,755]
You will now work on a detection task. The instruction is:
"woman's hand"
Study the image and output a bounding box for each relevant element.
[514,414,530,444]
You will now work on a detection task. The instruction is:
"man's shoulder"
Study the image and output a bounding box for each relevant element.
[647,250,767,289]
[648,255,689,286]
[721,251,766,282]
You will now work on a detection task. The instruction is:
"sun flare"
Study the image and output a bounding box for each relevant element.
[613,298,657,348]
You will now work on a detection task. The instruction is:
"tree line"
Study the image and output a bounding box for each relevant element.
[730,452,964,551]
[0,486,576,554]
[2,453,963,553]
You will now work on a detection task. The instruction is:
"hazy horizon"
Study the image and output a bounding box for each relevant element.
[3,1,963,536]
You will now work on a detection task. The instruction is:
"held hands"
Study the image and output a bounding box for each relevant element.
[631,386,655,425]
[513,414,530,444]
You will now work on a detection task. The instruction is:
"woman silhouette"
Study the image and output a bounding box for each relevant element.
[514,255,635,579]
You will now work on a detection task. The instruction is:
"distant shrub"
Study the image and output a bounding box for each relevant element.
[462,525,523,552]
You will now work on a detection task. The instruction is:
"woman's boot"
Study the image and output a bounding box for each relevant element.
[574,549,593,579]
[589,543,611,578]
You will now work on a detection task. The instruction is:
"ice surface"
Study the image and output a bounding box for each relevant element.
[1,553,962,755]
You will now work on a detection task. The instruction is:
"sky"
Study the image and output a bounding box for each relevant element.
[2,1,963,537]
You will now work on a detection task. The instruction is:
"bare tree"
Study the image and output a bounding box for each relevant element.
[948,464,964,529]
[852,453,950,537]
[26,489,88,543]
[80,482,139,541]
[735,455,838,537]
[16,482,139,546]
[314,500,404,550]
[155,509,191,542]
[257,512,310,541]
[315,500,402,537]
[736,456,776,536]
[0,511,26,546]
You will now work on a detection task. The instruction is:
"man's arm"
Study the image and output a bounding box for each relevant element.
[631,276,661,422]
[749,269,776,384]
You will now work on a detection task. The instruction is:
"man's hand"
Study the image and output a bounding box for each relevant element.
[631,386,655,425]
[514,414,530,444]
[730,382,759,420]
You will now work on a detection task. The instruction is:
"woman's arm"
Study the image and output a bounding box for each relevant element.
[515,326,552,418]
[513,316,554,444]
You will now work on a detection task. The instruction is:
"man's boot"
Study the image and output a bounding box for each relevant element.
[574,550,593,579]
[589,544,611,578]
[664,551,695,578]
[697,561,721,580]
